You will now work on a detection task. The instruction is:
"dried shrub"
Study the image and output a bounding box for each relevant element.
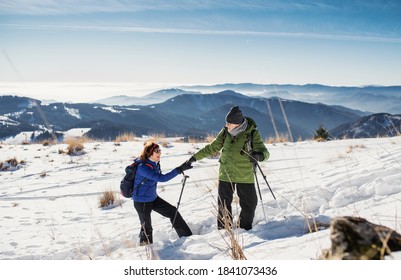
[347,144,366,154]
[99,190,116,208]
[65,138,86,156]
[1,157,22,171]
[148,133,165,141]
[42,140,52,146]
[114,132,136,142]
[266,134,290,144]
[6,157,18,167]
[160,140,170,148]
[217,204,247,260]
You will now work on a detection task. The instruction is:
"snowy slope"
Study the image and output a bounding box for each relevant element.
[1,137,401,260]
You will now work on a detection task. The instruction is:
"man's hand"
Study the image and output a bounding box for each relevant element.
[249,151,264,163]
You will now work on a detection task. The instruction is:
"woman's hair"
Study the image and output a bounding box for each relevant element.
[140,142,160,161]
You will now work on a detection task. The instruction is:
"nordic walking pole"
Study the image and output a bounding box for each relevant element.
[172,173,189,228]
[252,162,267,222]
[243,142,269,222]
[254,161,276,200]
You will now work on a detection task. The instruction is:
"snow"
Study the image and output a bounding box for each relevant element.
[0,115,19,126]
[63,106,81,119]
[1,136,401,276]
[4,109,25,118]
[62,128,90,138]
[101,106,122,113]
[2,131,36,144]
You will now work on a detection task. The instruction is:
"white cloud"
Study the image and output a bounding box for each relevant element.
[0,0,356,16]
[0,0,244,15]
[1,23,401,44]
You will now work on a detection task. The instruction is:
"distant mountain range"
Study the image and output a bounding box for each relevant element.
[94,83,401,114]
[1,85,400,142]
[182,83,401,114]
[94,88,202,106]
[330,113,401,139]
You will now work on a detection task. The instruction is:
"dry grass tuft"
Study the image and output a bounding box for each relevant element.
[114,132,136,142]
[213,201,247,260]
[266,134,290,144]
[6,157,18,166]
[346,144,366,153]
[219,206,247,260]
[98,190,116,208]
[160,140,170,148]
[148,133,166,141]
[65,138,86,156]
[1,157,24,171]
[314,136,327,142]
[42,140,52,146]
[36,139,56,146]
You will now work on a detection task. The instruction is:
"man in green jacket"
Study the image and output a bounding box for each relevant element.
[187,106,269,230]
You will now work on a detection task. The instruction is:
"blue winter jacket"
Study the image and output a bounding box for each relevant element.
[132,158,180,202]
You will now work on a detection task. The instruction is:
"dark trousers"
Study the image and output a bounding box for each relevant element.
[134,196,192,244]
[218,180,258,230]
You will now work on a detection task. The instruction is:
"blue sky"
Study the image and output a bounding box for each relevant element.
[1,0,401,88]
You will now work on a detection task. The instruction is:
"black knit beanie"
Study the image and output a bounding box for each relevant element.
[225,106,244,124]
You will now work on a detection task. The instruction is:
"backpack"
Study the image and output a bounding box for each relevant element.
[120,161,154,198]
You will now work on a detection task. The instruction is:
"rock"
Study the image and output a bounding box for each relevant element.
[321,216,401,260]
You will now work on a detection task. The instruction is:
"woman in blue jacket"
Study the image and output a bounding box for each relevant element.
[133,142,193,245]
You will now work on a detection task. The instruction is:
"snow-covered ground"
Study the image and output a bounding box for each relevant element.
[2,136,401,263]
[0,137,401,260]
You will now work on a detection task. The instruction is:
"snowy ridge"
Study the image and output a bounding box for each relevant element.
[63,106,81,119]
[0,115,19,126]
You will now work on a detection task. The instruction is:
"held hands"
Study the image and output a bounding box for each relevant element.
[176,160,193,174]
[249,151,264,163]
[186,156,196,164]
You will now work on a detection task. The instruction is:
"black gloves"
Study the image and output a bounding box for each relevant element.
[176,156,196,174]
[176,160,193,174]
[186,156,196,164]
[249,151,264,163]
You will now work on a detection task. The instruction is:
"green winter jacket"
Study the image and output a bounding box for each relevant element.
[193,117,269,184]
